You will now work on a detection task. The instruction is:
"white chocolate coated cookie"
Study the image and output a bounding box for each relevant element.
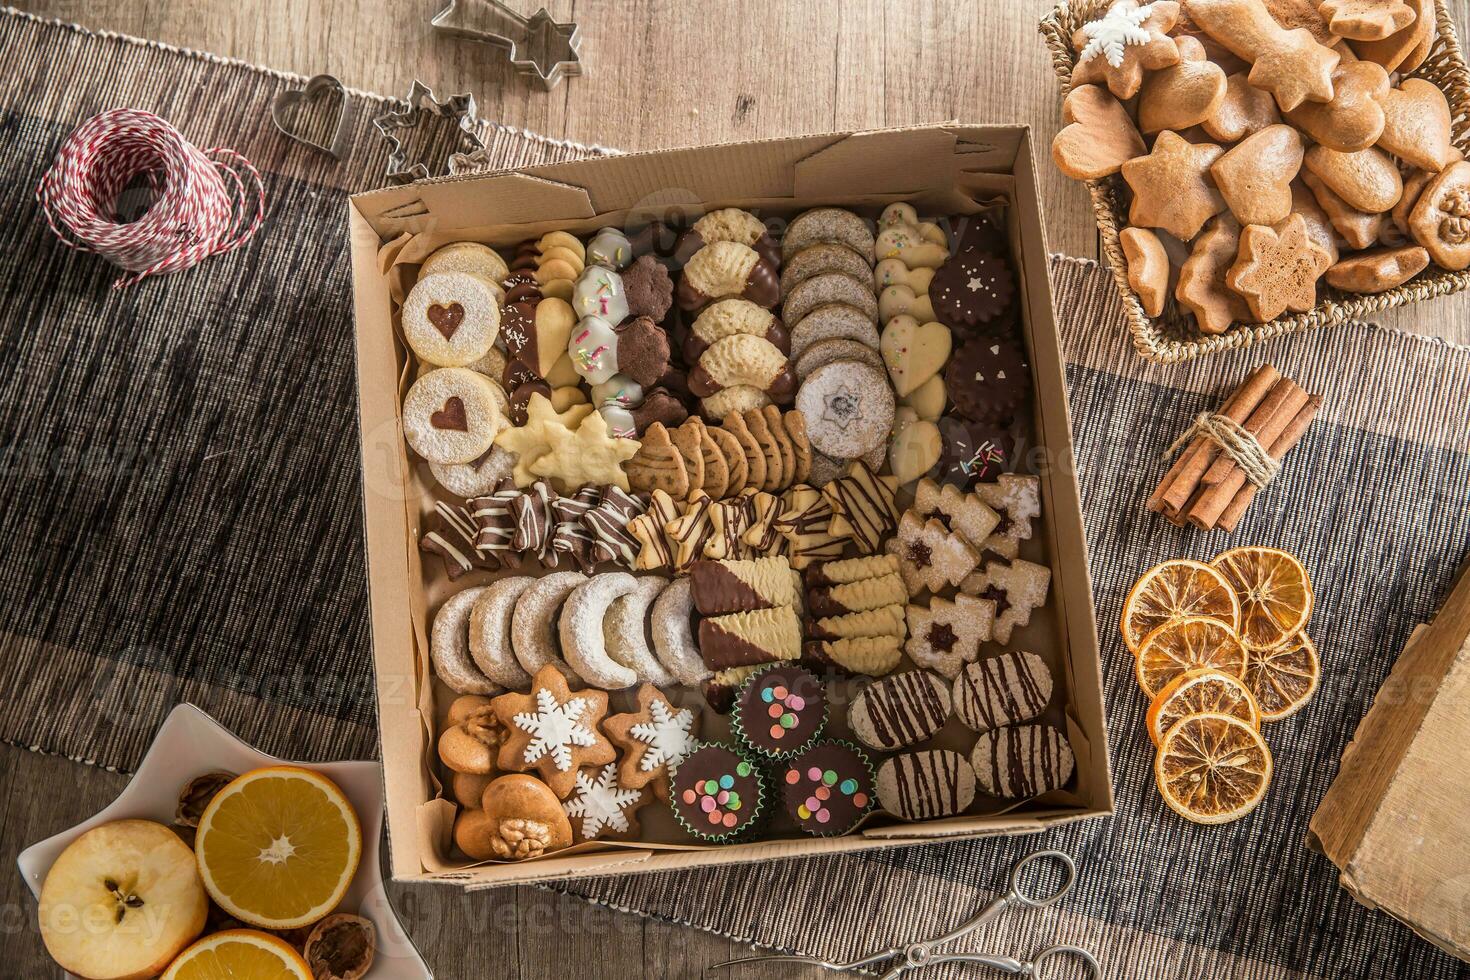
[403,368,505,464]
[402,271,501,367]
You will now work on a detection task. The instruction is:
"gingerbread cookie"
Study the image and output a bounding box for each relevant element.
[626,422,689,498]
[1324,245,1430,293]
[1226,213,1333,320]
[1119,227,1170,317]
[1303,145,1403,214]
[404,368,506,464]
[1071,0,1183,100]
[1202,72,1282,143]
[1409,162,1470,270]
[1175,213,1252,334]
[1303,169,1383,250]
[677,241,780,311]
[796,359,895,459]
[1377,79,1457,174]
[1137,35,1227,133]
[563,763,652,843]
[402,271,501,368]
[1284,58,1389,152]
[1211,124,1303,227]
[1185,0,1340,111]
[905,594,997,679]
[603,685,699,801]
[1351,0,1431,72]
[490,665,615,798]
[1051,84,1147,180]
[1319,0,1415,39]
[1121,130,1226,241]
[465,774,573,860]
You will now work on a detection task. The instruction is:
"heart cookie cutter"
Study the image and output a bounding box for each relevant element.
[430,0,583,90]
[271,73,351,158]
[371,80,486,184]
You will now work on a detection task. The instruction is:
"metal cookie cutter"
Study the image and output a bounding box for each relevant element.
[713,851,1103,980]
[371,80,486,183]
[271,73,351,158]
[431,0,583,90]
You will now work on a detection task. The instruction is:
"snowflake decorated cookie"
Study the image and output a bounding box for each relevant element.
[563,763,651,842]
[1070,0,1182,100]
[491,664,616,798]
[603,684,702,801]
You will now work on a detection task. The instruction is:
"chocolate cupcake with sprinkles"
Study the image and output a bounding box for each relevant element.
[669,742,767,842]
[731,664,828,759]
[779,740,876,837]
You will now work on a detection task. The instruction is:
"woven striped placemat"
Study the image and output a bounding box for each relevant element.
[3,8,1468,977]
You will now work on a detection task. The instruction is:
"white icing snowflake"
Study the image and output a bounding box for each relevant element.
[629,699,696,772]
[513,688,599,772]
[1078,1,1155,68]
[563,764,643,839]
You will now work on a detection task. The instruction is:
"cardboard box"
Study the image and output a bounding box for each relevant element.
[347,124,1114,886]
[1309,559,1470,963]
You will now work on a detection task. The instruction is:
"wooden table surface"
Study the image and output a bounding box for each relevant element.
[6,1,1470,977]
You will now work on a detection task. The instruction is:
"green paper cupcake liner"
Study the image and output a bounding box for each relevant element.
[729,663,829,760]
[778,739,877,838]
[667,741,769,843]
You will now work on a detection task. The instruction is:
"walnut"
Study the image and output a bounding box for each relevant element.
[439,697,509,775]
[490,817,553,859]
[303,913,376,980]
[460,705,506,749]
[1439,190,1470,244]
[174,771,236,829]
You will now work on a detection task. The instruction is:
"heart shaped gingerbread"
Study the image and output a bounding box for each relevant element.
[1378,78,1457,174]
[1050,84,1146,181]
[879,316,952,398]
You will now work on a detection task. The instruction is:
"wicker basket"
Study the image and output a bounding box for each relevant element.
[1039,0,1470,363]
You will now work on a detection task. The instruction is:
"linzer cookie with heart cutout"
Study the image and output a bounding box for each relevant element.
[403,367,507,464]
[402,271,501,367]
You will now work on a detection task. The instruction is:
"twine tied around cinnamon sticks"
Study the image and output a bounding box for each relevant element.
[1147,365,1322,533]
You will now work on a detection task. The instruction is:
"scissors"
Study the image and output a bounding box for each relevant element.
[711,850,1101,980]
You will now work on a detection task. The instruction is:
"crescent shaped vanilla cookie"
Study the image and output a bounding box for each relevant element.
[676,241,781,311]
[468,575,536,690]
[688,334,796,402]
[511,571,587,683]
[650,577,712,686]
[560,573,641,690]
[603,575,674,686]
[431,587,500,695]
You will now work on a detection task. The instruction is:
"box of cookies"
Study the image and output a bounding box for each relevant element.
[346,125,1113,886]
[1041,0,1470,362]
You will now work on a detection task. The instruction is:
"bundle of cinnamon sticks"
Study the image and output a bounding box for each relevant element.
[1148,364,1322,533]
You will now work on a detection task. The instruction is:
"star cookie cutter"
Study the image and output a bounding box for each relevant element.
[371,80,486,183]
[271,73,351,158]
[430,0,583,90]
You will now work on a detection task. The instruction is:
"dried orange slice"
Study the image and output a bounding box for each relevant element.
[1155,712,1273,825]
[1242,632,1321,722]
[1211,546,1313,652]
[1146,668,1261,747]
[162,929,311,980]
[1120,559,1241,655]
[1134,617,1248,698]
[194,766,361,930]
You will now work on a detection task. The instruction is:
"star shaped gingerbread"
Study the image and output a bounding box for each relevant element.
[1071,0,1182,100]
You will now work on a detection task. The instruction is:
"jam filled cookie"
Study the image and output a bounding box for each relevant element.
[402,271,501,367]
[403,368,506,464]
[795,360,895,460]
[780,740,875,836]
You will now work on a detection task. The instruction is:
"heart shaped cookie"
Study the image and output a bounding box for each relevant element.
[888,411,942,486]
[879,316,952,398]
[1377,79,1456,174]
[1137,36,1228,134]
[1050,84,1146,180]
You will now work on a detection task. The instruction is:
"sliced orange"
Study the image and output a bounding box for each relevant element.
[1134,617,1248,698]
[1146,668,1261,747]
[1211,546,1314,652]
[1242,632,1321,722]
[1120,559,1241,655]
[195,766,361,930]
[1155,712,1273,825]
[161,929,311,979]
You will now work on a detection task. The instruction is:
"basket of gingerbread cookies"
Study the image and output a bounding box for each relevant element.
[1041,0,1470,361]
[350,125,1115,884]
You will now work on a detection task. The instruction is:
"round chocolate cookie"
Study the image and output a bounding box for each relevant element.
[944,337,1030,426]
[670,743,766,841]
[732,664,828,758]
[931,249,1015,331]
[936,417,1016,487]
[780,740,875,837]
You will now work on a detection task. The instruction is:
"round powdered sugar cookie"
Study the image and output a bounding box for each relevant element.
[419,242,509,296]
[795,360,894,459]
[431,587,500,694]
[430,446,516,499]
[560,573,641,689]
[781,207,875,262]
[789,303,881,361]
[651,578,711,686]
[944,337,1031,426]
[603,575,673,686]
[849,670,952,751]
[876,750,977,821]
[971,723,1075,799]
[794,337,885,382]
[931,250,1015,331]
[511,571,587,682]
[953,651,1053,733]
[402,271,501,367]
[403,368,506,464]
[780,243,876,299]
[468,576,537,690]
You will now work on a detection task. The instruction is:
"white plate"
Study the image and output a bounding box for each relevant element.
[16,702,432,979]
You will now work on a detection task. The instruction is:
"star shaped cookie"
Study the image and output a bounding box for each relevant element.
[490,664,615,798]
[603,684,700,800]
[1071,0,1182,99]
[530,408,641,492]
[494,393,596,486]
[1121,130,1226,241]
[1225,212,1332,321]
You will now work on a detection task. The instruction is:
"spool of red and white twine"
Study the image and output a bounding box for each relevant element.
[35,108,266,288]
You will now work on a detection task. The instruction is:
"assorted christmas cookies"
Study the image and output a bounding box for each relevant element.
[396,208,1075,860]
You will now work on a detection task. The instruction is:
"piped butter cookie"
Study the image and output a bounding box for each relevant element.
[677,241,780,311]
